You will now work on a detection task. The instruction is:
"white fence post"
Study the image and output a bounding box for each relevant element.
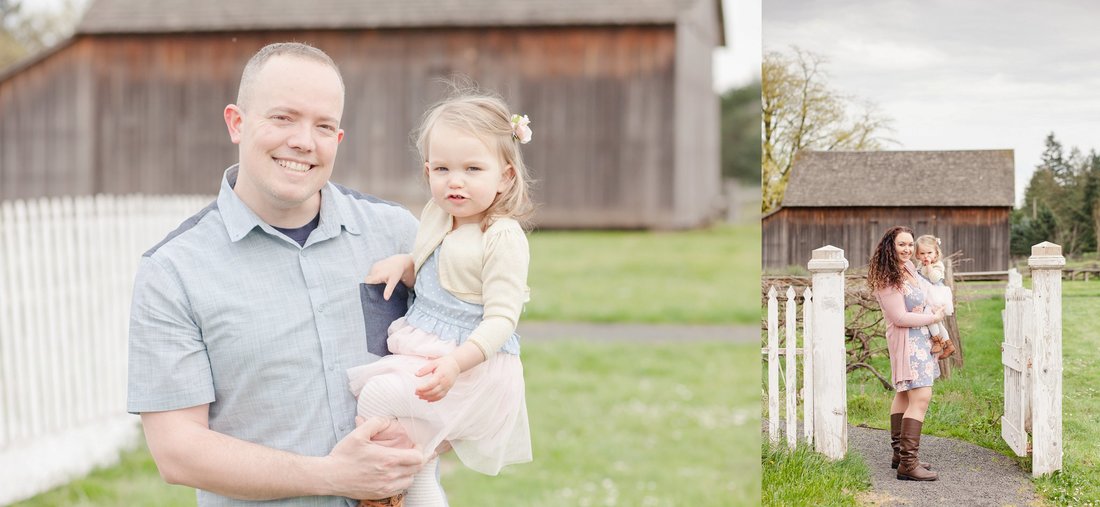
[785,287,797,449]
[767,286,779,443]
[808,245,848,460]
[802,287,814,444]
[1029,241,1064,477]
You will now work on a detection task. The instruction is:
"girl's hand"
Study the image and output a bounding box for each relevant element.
[933,308,946,323]
[365,254,414,300]
[415,356,460,402]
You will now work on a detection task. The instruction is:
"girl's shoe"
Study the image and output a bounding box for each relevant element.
[938,338,956,359]
[359,493,405,507]
[929,336,944,356]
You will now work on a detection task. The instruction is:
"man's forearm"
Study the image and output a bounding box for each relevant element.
[142,408,333,500]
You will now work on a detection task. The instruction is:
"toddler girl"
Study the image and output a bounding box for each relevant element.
[347,91,534,506]
[915,234,956,359]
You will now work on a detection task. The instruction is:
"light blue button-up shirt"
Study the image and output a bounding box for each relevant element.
[127,166,417,506]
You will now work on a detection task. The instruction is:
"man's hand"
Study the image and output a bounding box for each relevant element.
[324,417,423,499]
[355,416,414,450]
[415,356,460,402]
[365,254,414,300]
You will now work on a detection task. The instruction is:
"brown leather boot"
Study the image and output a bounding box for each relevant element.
[938,338,956,360]
[897,418,938,481]
[890,413,931,470]
[929,335,944,356]
[358,493,405,507]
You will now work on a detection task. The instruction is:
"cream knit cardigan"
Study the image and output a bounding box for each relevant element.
[410,200,530,359]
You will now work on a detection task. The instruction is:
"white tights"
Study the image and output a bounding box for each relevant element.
[356,373,448,507]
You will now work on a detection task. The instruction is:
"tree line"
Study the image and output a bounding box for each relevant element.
[1014,133,1100,256]
[0,0,81,72]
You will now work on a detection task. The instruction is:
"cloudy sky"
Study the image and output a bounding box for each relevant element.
[764,0,1100,206]
[714,0,762,91]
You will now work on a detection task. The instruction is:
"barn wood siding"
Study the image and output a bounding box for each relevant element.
[0,39,95,199]
[762,207,1011,272]
[670,0,723,229]
[1,26,700,228]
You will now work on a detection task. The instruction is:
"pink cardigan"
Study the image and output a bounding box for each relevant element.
[874,262,939,385]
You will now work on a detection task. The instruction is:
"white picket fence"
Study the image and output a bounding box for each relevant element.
[0,194,211,504]
[1001,242,1064,477]
[763,245,849,460]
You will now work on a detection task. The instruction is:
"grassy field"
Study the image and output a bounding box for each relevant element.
[764,280,1100,505]
[16,225,760,505]
[17,341,760,507]
[526,222,759,325]
[762,442,869,507]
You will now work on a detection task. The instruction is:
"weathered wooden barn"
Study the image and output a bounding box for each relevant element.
[0,0,725,229]
[762,150,1015,272]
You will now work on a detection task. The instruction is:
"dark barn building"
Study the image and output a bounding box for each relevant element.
[762,150,1015,272]
[0,0,725,229]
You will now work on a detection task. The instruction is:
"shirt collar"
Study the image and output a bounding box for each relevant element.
[217,165,361,243]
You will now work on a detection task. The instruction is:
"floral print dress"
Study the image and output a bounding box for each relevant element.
[894,281,940,392]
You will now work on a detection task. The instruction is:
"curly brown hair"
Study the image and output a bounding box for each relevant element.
[867,226,914,292]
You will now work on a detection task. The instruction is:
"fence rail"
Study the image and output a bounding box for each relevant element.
[0,194,210,504]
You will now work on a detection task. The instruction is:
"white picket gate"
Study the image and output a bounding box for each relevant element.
[764,285,814,448]
[1001,241,1064,477]
[0,194,211,504]
[763,245,849,459]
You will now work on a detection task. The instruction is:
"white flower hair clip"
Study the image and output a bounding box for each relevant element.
[511,114,533,144]
[935,237,942,245]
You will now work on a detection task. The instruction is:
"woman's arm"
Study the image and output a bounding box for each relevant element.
[876,286,941,328]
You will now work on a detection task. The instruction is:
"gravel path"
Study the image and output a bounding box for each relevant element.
[848,423,1040,506]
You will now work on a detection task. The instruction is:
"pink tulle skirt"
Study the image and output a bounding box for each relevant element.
[926,284,954,315]
[347,317,532,475]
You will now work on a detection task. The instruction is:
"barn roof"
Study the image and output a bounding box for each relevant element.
[780,150,1015,208]
[77,0,718,35]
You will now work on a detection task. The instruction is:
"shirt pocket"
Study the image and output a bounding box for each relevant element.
[359,282,410,357]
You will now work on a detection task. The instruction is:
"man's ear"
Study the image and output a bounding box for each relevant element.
[224,104,244,144]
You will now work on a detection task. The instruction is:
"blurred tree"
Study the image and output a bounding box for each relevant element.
[720,80,760,184]
[1011,205,1057,256]
[1018,133,1100,255]
[0,0,80,71]
[761,47,894,213]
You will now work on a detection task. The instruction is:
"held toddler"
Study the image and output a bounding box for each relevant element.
[346,91,535,506]
[915,234,956,359]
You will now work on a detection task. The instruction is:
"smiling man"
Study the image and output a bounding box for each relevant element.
[127,43,423,506]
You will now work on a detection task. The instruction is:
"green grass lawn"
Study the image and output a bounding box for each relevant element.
[526,223,759,325]
[762,442,869,507]
[17,341,760,506]
[17,226,760,505]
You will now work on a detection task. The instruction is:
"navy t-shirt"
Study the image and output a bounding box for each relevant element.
[272,213,321,246]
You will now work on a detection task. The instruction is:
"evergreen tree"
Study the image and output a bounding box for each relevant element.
[720,80,761,184]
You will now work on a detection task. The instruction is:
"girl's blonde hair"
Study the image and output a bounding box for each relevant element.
[915,234,942,262]
[414,89,535,230]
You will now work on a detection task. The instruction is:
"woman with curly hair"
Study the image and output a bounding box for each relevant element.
[868,225,945,481]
